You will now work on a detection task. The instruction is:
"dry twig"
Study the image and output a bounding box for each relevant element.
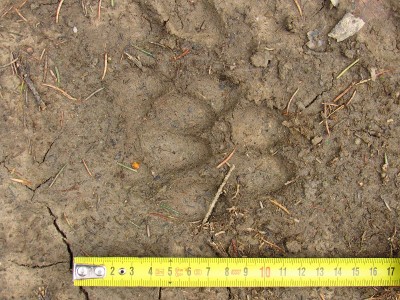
[42,83,77,101]
[269,198,291,215]
[292,0,303,16]
[84,87,104,101]
[97,0,102,21]
[217,148,236,169]
[202,164,235,224]
[101,53,108,80]
[0,58,18,69]
[49,164,67,187]
[56,0,64,24]
[285,87,299,115]
[82,159,93,176]
[14,53,47,110]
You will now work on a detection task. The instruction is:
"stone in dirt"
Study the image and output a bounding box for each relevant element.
[328,12,365,42]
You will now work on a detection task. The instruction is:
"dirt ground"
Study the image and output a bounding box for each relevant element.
[0,0,400,299]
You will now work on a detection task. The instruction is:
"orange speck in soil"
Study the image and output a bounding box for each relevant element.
[131,162,140,170]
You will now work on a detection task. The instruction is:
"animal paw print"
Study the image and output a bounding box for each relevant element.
[142,89,293,218]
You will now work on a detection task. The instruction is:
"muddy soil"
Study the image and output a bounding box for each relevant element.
[1,0,400,299]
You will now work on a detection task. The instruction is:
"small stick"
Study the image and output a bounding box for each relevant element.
[43,54,48,82]
[269,198,291,215]
[97,0,102,21]
[1,5,14,18]
[64,213,73,227]
[149,41,175,54]
[124,51,143,71]
[292,0,303,17]
[355,70,392,85]
[346,90,357,106]
[129,220,140,228]
[217,148,236,169]
[14,53,47,110]
[55,0,64,24]
[332,82,355,102]
[336,58,360,79]
[285,87,299,115]
[84,87,104,101]
[0,57,19,69]
[49,164,67,187]
[146,224,150,238]
[11,52,17,75]
[232,183,240,199]
[321,102,339,107]
[18,0,29,9]
[116,162,138,173]
[319,105,345,124]
[82,159,93,176]
[202,164,235,224]
[160,202,180,215]
[39,48,46,61]
[172,48,190,61]
[258,235,285,253]
[101,52,107,80]
[111,0,115,8]
[54,66,61,86]
[10,177,32,186]
[148,212,175,222]
[132,45,155,59]
[42,83,77,101]
[14,8,27,22]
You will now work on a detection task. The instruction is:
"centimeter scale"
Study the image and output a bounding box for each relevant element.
[73,257,400,287]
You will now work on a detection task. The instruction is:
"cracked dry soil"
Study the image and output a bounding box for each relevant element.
[1,0,400,299]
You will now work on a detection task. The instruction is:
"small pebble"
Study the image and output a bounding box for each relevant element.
[286,240,302,253]
[311,136,323,145]
[73,26,78,34]
[355,138,361,145]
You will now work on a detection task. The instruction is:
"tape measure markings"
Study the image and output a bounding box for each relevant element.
[73,257,400,287]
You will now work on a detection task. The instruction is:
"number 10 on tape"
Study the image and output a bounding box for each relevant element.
[73,257,400,287]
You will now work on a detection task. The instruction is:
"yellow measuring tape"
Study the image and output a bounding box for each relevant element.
[73,257,400,287]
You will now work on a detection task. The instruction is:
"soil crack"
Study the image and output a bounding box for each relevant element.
[80,287,89,300]
[39,135,60,164]
[10,260,68,269]
[227,287,232,299]
[46,206,73,269]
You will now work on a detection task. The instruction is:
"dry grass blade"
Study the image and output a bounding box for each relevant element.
[333,82,355,103]
[217,148,236,169]
[18,0,29,8]
[258,235,285,253]
[101,53,108,80]
[97,0,102,21]
[336,58,360,79]
[84,87,104,101]
[285,87,299,115]
[49,164,67,187]
[82,159,93,176]
[14,8,27,22]
[346,90,357,106]
[10,177,32,186]
[116,162,138,173]
[1,5,14,18]
[42,83,78,101]
[56,0,64,24]
[269,198,291,215]
[0,58,18,69]
[292,0,303,16]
